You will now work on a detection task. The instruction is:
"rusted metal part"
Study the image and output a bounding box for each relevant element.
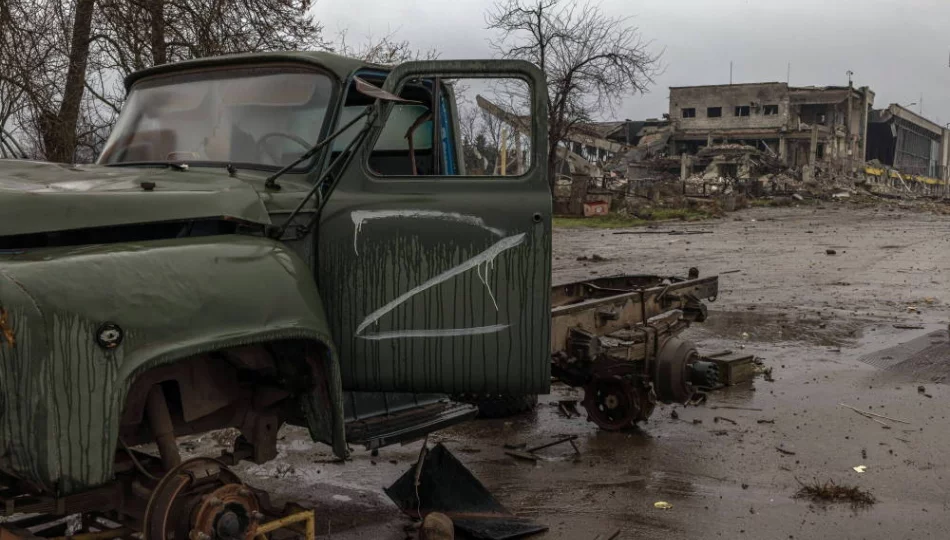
[0,308,14,348]
[505,436,580,461]
[0,467,315,540]
[654,337,699,403]
[145,386,181,472]
[189,484,261,540]
[551,272,719,430]
[144,457,259,540]
[581,376,656,430]
[550,274,717,353]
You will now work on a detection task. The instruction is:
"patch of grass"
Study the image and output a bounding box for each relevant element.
[748,198,779,208]
[795,479,876,508]
[554,207,716,229]
[646,208,713,221]
[748,197,804,208]
[553,215,647,229]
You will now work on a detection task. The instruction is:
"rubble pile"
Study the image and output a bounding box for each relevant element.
[554,127,948,220]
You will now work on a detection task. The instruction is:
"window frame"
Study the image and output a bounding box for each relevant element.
[98,63,340,173]
[363,73,539,183]
[707,107,722,118]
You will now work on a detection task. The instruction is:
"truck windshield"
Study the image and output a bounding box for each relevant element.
[98,67,334,169]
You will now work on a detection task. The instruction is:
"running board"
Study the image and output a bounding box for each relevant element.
[345,399,477,450]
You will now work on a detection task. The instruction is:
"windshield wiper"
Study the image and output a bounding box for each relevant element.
[268,107,377,240]
[264,108,371,191]
[265,76,421,239]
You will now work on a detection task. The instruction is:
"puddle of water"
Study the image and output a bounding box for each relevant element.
[693,310,866,347]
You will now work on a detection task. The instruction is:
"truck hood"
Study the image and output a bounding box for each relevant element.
[0,160,272,236]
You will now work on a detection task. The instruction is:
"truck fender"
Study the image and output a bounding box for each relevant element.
[0,235,345,493]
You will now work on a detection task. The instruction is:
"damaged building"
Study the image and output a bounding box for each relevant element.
[866,104,949,180]
[668,82,874,171]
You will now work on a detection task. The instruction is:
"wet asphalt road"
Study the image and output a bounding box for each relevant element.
[195,202,950,539]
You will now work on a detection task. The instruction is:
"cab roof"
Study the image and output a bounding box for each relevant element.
[124,50,387,90]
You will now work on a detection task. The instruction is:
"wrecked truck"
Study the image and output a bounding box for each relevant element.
[0,51,717,537]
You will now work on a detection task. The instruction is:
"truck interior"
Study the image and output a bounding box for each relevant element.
[334,73,452,176]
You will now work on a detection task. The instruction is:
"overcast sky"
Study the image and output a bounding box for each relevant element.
[313,0,950,125]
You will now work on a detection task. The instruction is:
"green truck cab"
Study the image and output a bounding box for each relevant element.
[0,52,551,497]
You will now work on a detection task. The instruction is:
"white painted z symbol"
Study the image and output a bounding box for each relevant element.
[351,210,525,340]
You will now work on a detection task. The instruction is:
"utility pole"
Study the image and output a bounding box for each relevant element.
[846,70,853,161]
[946,122,950,198]
[729,61,733,85]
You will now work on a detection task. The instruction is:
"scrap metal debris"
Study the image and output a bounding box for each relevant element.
[504,436,580,462]
[557,400,581,418]
[839,403,910,425]
[386,443,547,540]
[709,405,763,412]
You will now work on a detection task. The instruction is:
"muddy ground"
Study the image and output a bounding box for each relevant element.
[196,202,950,539]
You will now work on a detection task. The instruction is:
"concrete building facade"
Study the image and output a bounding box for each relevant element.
[668,82,874,169]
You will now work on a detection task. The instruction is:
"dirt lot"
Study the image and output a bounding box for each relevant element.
[202,202,950,539]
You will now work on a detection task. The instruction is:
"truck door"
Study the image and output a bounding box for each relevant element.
[317,60,551,396]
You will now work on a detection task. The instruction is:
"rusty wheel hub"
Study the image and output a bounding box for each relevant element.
[582,376,639,430]
[190,483,260,540]
[144,457,261,540]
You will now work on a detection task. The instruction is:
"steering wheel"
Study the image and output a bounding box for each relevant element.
[257,132,312,165]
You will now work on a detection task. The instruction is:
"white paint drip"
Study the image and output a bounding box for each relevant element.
[351,210,506,255]
[355,233,526,337]
[476,257,499,311]
[358,324,510,340]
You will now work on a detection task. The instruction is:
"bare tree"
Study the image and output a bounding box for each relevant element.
[0,0,97,162]
[1,0,326,163]
[486,0,661,190]
[331,29,438,65]
[0,74,25,158]
[85,0,328,143]
[2,0,440,164]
